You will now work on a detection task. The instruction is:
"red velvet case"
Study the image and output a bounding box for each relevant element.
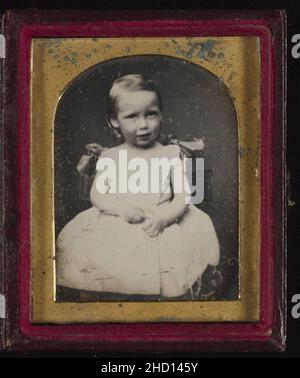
[0,10,286,352]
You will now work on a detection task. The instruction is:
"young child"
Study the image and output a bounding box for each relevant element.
[56,74,219,299]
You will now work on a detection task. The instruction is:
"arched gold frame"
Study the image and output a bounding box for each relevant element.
[30,37,260,323]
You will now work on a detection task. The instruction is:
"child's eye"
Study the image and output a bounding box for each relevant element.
[125,113,138,119]
[147,111,159,118]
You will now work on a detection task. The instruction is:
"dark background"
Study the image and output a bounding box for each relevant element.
[0,0,300,360]
[55,55,238,300]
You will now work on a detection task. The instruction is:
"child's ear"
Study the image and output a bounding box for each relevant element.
[109,118,119,129]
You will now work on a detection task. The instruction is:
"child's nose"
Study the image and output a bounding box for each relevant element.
[138,116,148,129]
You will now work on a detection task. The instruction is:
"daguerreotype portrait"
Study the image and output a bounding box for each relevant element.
[0,9,285,352]
[55,54,237,303]
[30,36,260,323]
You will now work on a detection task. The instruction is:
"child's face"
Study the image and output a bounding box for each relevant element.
[111,90,162,148]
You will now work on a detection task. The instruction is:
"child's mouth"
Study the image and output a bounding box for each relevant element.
[136,133,151,140]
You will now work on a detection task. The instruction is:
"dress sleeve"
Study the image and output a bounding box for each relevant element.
[167,144,192,199]
[97,147,113,159]
[167,144,183,164]
[93,148,117,194]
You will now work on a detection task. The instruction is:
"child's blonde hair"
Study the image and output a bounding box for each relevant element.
[107,74,162,121]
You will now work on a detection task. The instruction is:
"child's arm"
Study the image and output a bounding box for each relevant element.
[90,171,122,216]
[143,194,188,238]
[156,191,188,226]
[90,171,145,223]
[143,165,188,237]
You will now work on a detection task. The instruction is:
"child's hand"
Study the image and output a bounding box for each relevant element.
[122,205,145,224]
[142,208,168,237]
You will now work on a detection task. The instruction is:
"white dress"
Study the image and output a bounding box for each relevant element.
[56,144,219,297]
